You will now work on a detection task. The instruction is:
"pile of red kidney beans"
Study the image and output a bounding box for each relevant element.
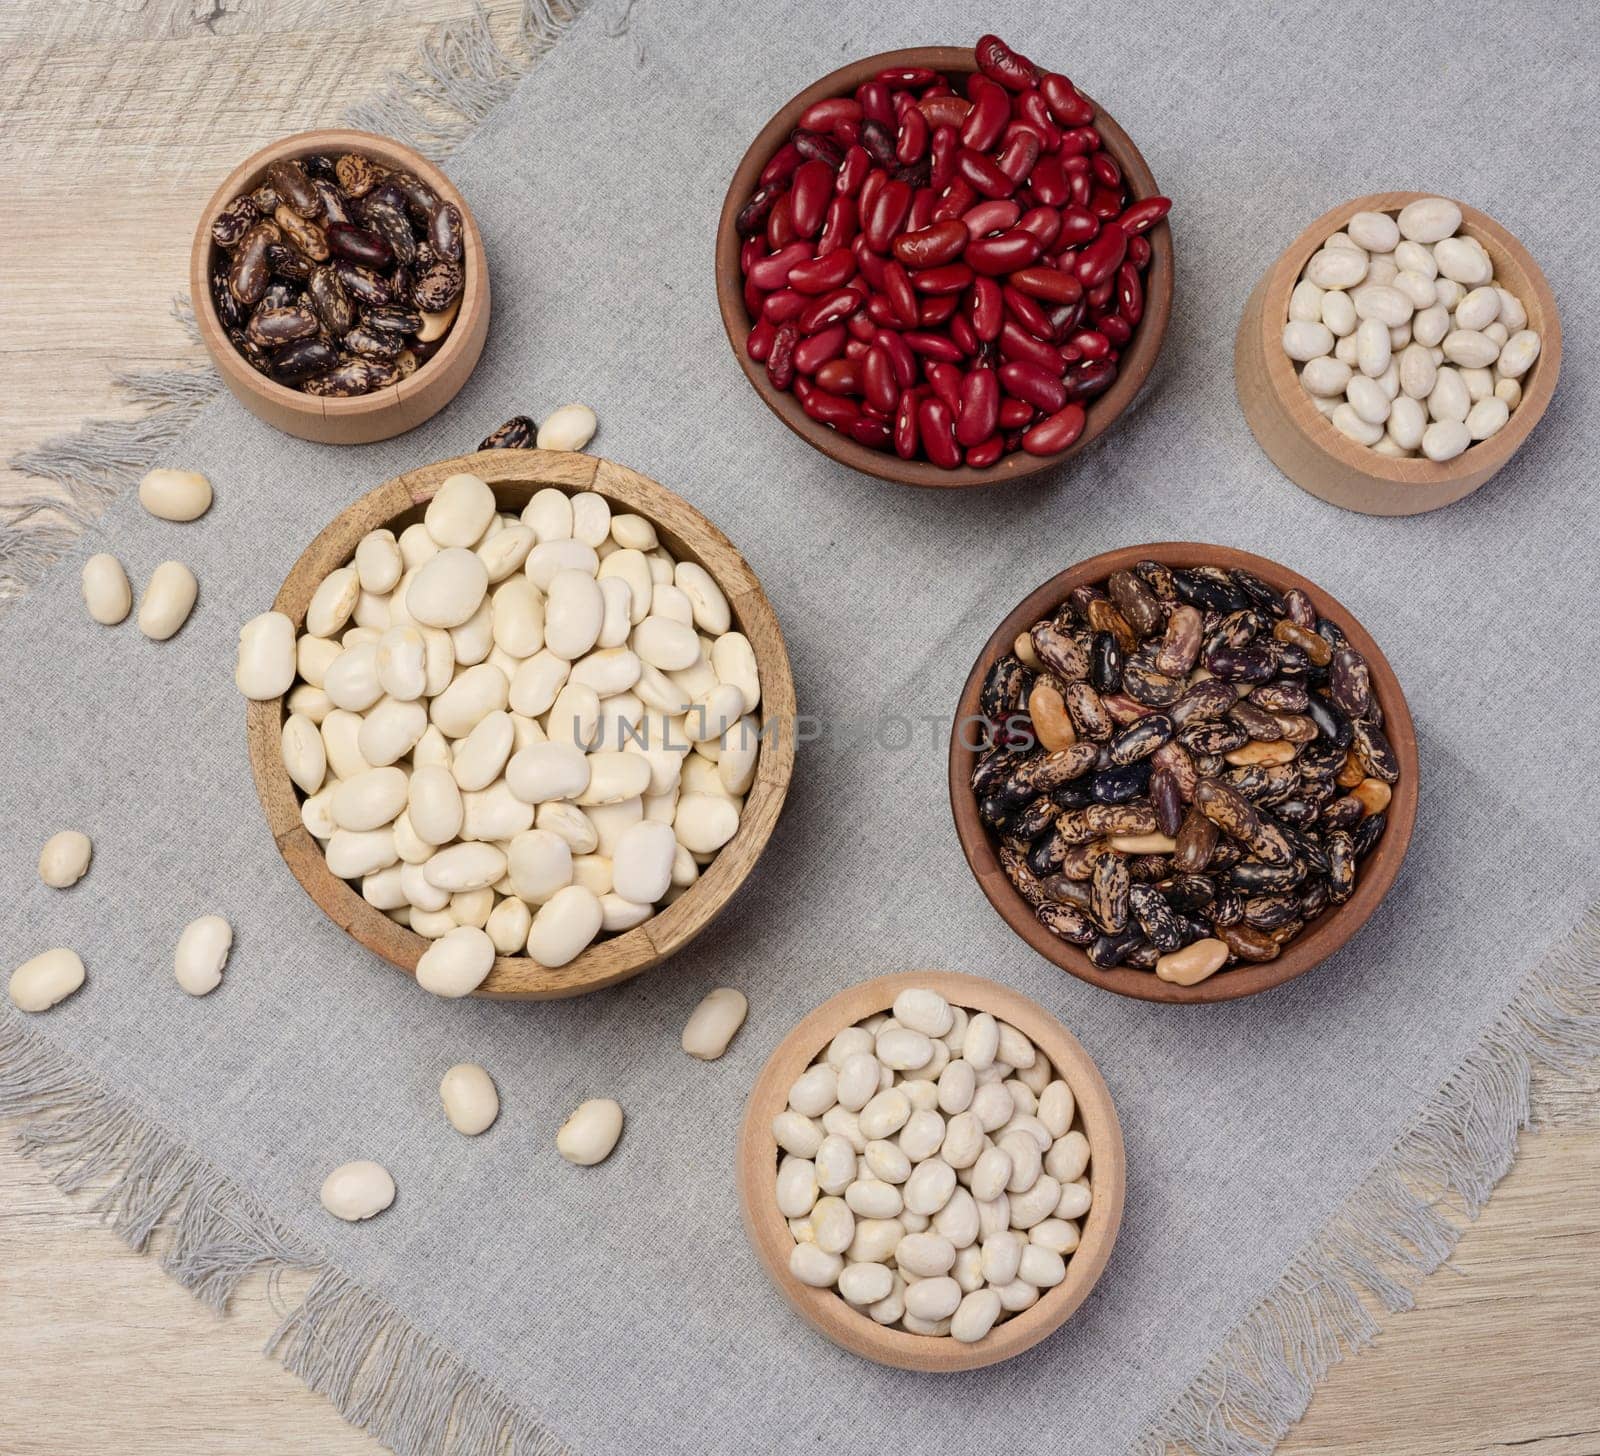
[735,33,1171,469]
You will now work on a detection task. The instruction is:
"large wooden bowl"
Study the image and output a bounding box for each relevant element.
[246,449,796,999]
[714,46,1174,489]
[1236,191,1560,516]
[191,128,490,445]
[947,544,1419,1004]
[737,970,1125,1370]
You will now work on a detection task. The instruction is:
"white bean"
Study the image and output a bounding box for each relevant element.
[407,548,488,629]
[1496,329,1541,379]
[525,884,603,966]
[536,404,598,453]
[81,554,132,625]
[9,948,86,1011]
[138,468,212,522]
[439,1062,499,1135]
[425,473,496,548]
[137,562,197,640]
[319,1161,395,1221]
[415,925,495,997]
[235,611,296,699]
[789,1242,842,1288]
[174,914,232,996]
[1304,247,1366,290]
[38,831,92,889]
[1421,420,1471,462]
[1396,197,1461,244]
[1281,320,1333,361]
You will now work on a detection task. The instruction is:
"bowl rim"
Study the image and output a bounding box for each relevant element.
[946,542,1419,1004]
[736,969,1126,1370]
[1253,190,1561,489]
[188,127,489,425]
[245,447,797,999]
[713,44,1174,489]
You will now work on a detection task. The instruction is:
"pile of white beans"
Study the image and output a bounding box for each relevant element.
[1282,198,1541,463]
[233,472,762,997]
[776,987,1091,1344]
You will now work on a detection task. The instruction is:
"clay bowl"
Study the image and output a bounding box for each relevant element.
[714,46,1174,488]
[1236,191,1560,516]
[738,970,1124,1370]
[191,128,490,445]
[948,543,1418,1004]
[245,448,796,999]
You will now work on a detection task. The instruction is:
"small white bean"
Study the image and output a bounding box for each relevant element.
[903,1276,961,1322]
[858,1087,911,1140]
[424,473,496,548]
[837,1260,892,1305]
[1299,356,1351,396]
[772,1110,823,1158]
[951,1287,1002,1343]
[81,554,132,625]
[1397,197,1461,244]
[9,948,86,1012]
[174,914,232,996]
[536,404,598,453]
[137,562,197,640]
[1305,247,1366,290]
[788,1064,838,1118]
[1428,367,1471,423]
[777,1156,819,1217]
[319,1161,395,1221]
[525,884,603,966]
[557,1097,624,1166]
[681,986,747,1060]
[1466,396,1510,441]
[1421,420,1471,462]
[1281,320,1333,361]
[1345,210,1399,252]
[415,925,495,997]
[1288,278,1323,322]
[1018,1243,1067,1289]
[1496,329,1541,379]
[38,831,92,889]
[138,468,212,522]
[789,1242,842,1288]
[814,1142,857,1200]
[1319,288,1356,336]
[235,611,296,699]
[439,1063,499,1135]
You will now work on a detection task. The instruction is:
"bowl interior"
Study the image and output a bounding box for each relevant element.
[737,970,1125,1370]
[1261,191,1560,489]
[247,448,796,1000]
[947,543,1418,1004]
[192,128,487,422]
[715,46,1174,489]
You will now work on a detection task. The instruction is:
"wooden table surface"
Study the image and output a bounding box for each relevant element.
[2,4,1598,1453]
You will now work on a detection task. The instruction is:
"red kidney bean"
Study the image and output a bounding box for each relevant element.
[789,247,857,295]
[743,273,763,317]
[1007,266,1082,303]
[1063,155,1093,207]
[801,97,862,132]
[862,345,899,413]
[847,309,878,343]
[965,434,1004,467]
[911,262,974,295]
[834,119,861,147]
[896,104,929,164]
[747,242,812,291]
[998,396,1035,428]
[918,293,960,325]
[893,219,968,268]
[949,310,981,356]
[1116,260,1144,325]
[735,186,780,238]
[925,360,963,413]
[1003,287,1057,343]
[960,76,1011,151]
[1014,91,1062,150]
[817,194,858,254]
[1049,296,1086,335]
[1117,196,1172,236]
[1040,73,1094,127]
[862,179,912,251]
[792,130,845,168]
[875,328,917,386]
[962,199,1021,238]
[740,236,764,272]
[1086,276,1114,310]
[766,193,796,248]
[847,414,892,450]
[789,160,833,238]
[767,322,798,389]
[836,144,870,196]
[1029,154,1070,206]
[845,337,871,360]
[929,125,959,188]
[954,365,999,445]
[994,129,1040,186]
[747,318,776,362]
[860,120,897,170]
[1016,206,1062,250]
[1000,317,1064,371]
[918,396,961,467]
[1098,313,1132,346]
[1022,402,1086,454]
[762,288,807,323]
[1060,126,1102,156]
[759,143,804,189]
[881,260,918,326]
[1063,357,1117,400]
[854,237,888,289]
[1055,205,1100,248]
[856,80,894,126]
[794,325,847,374]
[815,357,860,394]
[962,229,1038,275]
[798,287,863,334]
[904,330,965,362]
[795,376,859,427]
[974,33,1036,91]
[877,66,937,87]
[893,386,923,458]
[1075,223,1126,288]
[920,95,972,130]
[1127,234,1151,268]
[1089,185,1125,220]
[909,185,935,234]
[931,177,978,222]
[866,293,899,328]
[968,276,1004,341]
[1090,152,1122,189]
[1068,328,1110,362]
[999,359,1068,412]
[956,147,1016,199]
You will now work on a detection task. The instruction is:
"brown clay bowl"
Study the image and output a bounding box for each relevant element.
[1236,191,1560,516]
[737,970,1125,1370]
[246,449,796,999]
[947,544,1418,1004]
[191,128,490,445]
[714,46,1174,488]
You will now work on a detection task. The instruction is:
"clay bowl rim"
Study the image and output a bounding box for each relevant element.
[713,44,1174,489]
[244,448,797,1000]
[188,127,489,430]
[737,969,1126,1370]
[947,543,1419,1004]
[1257,190,1561,490]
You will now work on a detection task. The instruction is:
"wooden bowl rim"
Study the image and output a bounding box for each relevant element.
[188,128,489,427]
[946,543,1419,1004]
[1256,190,1561,490]
[713,45,1174,489]
[245,448,797,1000]
[736,969,1126,1370]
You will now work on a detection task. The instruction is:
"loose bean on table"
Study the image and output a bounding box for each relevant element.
[174,914,234,996]
[439,1062,500,1135]
[82,554,133,625]
[38,831,92,889]
[320,1160,396,1221]
[8,949,86,1012]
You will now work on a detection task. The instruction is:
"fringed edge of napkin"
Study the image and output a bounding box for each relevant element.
[0,0,587,608]
[1133,902,1600,1456]
[0,1018,570,1455]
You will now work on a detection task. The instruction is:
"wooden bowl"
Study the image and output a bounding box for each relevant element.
[947,543,1419,1004]
[737,970,1125,1370]
[1236,191,1560,516]
[245,449,797,999]
[190,129,490,445]
[714,46,1174,489]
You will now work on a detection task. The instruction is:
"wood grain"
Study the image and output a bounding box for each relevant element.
[2,4,1598,1454]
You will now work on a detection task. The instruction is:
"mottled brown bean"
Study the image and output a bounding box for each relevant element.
[1194,777,1262,842]
[1329,648,1372,719]
[1107,570,1164,637]
[1172,807,1217,873]
[1217,922,1280,962]
[1064,680,1114,741]
[1030,622,1089,681]
[1038,902,1098,944]
[274,204,329,261]
[266,158,322,218]
[1273,618,1332,666]
[480,415,538,449]
[246,304,319,347]
[1121,662,1185,707]
[1091,852,1131,932]
[212,197,259,248]
[227,219,282,306]
[1085,598,1138,654]
[1227,699,1283,741]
